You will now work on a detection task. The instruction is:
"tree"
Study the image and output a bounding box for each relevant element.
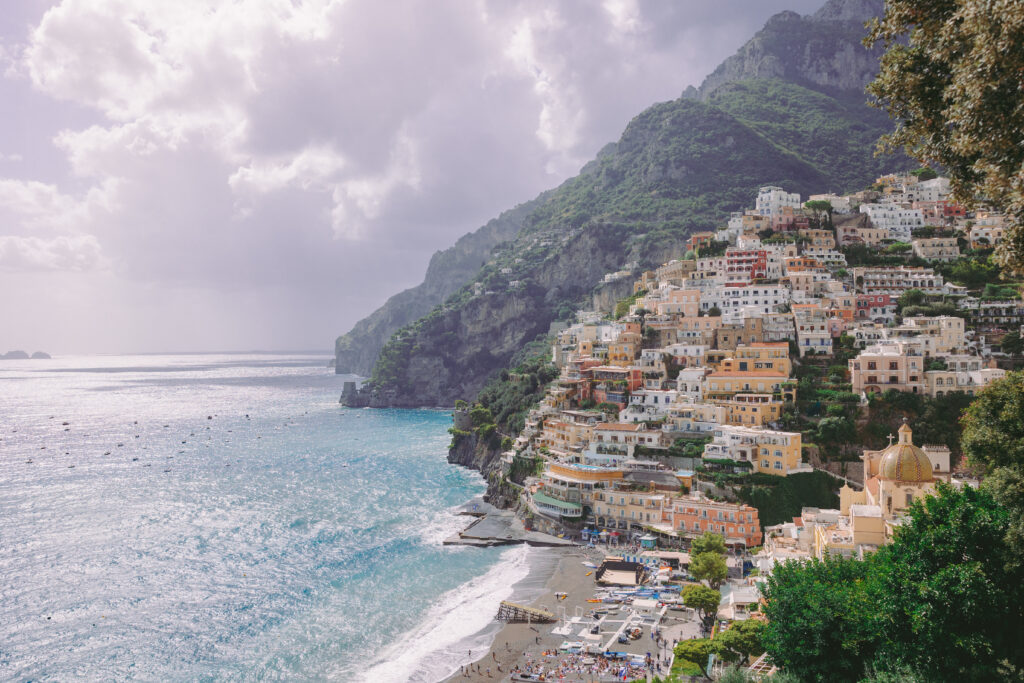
[674,638,714,679]
[689,551,727,589]
[707,305,722,317]
[804,199,833,228]
[961,372,1024,472]
[895,288,925,313]
[690,531,726,557]
[762,485,1024,682]
[962,372,1024,561]
[713,619,766,664]
[865,2,1024,272]
[761,554,883,683]
[876,484,1024,680]
[682,583,721,633]
[1002,330,1024,356]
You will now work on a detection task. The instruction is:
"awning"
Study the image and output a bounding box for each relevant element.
[533,491,583,517]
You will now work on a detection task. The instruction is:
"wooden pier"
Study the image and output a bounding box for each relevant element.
[495,600,556,623]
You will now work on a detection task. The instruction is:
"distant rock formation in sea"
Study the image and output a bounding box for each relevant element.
[1,350,50,359]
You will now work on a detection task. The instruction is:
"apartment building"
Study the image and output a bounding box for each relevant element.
[849,342,925,394]
[703,425,805,476]
[912,237,959,262]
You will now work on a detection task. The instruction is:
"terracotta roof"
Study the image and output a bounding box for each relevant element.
[595,422,644,432]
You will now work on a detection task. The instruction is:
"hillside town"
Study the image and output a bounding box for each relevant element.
[452,172,1020,679]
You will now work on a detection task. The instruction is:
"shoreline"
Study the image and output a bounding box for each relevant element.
[442,544,609,683]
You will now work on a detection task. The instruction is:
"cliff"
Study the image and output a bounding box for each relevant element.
[334,197,542,375]
[684,0,885,100]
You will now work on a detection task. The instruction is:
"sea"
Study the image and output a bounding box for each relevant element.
[0,353,554,682]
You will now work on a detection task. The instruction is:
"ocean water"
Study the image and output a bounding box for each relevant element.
[0,354,533,682]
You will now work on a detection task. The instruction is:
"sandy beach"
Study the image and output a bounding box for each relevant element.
[444,544,696,683]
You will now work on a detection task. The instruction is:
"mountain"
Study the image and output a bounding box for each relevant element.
[341,0,901,408]
[334,197,541,375]
[685,0,885,100]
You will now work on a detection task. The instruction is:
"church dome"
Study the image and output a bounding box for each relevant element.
[879,422,934,483]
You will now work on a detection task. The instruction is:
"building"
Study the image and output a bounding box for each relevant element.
[793,306,833,356]
[923,367,1006,397]
[702,283,791,320]
[541,411,599,454]
[959,299,1024,333]
[591,422,661,457]
[703,367,795,403]
[663,494,763,547]
[619,389,680,423]
[849,342,925,395]
[536,462,625,520]
[719,393,784,427]
[714,317,766,351]
[844,422,938,524]
[852,266,947,296]
[756,186,802,217]
[703,425,805,476]
[859,203,924,242]
[855,294,895,321]
[912,237,960,262]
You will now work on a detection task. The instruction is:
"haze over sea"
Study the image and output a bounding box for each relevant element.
[0,353,533,682]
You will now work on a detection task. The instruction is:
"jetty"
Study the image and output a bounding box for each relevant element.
[444,507,576,548]
[495,600,556,623]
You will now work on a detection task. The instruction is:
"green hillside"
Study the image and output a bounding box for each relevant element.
[347,75,908,407]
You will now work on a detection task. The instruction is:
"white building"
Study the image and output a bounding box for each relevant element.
[702,284,791,320]
[619,389,680,423]
[807,193,853,214]
[676,368,707,402]
[916,177,951,203]
[859,204,924,242]
[757,186,802,217]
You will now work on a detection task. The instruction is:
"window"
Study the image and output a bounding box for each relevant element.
[774,461,782,470]
[868,361,877,370]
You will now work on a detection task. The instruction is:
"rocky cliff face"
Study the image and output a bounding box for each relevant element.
[334,197,541,375]
[685,0,884,101]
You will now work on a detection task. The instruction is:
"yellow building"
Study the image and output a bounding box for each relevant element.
[703,425,805,476]
[731,342,792,376]
[720,393,784,427]
[703,369,795,403]
[541,415,596,454]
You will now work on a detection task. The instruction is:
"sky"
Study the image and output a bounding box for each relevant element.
[0,0,825,354]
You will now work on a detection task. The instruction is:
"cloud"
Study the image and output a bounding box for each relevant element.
[0,233,104,271]
[0,177,116,232]
[1,0,826,351]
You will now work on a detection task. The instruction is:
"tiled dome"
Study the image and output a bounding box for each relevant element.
[879,422,934,483]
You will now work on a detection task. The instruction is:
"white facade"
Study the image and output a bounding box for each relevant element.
[916,177,951,203]
[676,368,707,402]
[701,284,791,317]
[620,389,680,423]
[756,186,802,217]
[859,204,924,242]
